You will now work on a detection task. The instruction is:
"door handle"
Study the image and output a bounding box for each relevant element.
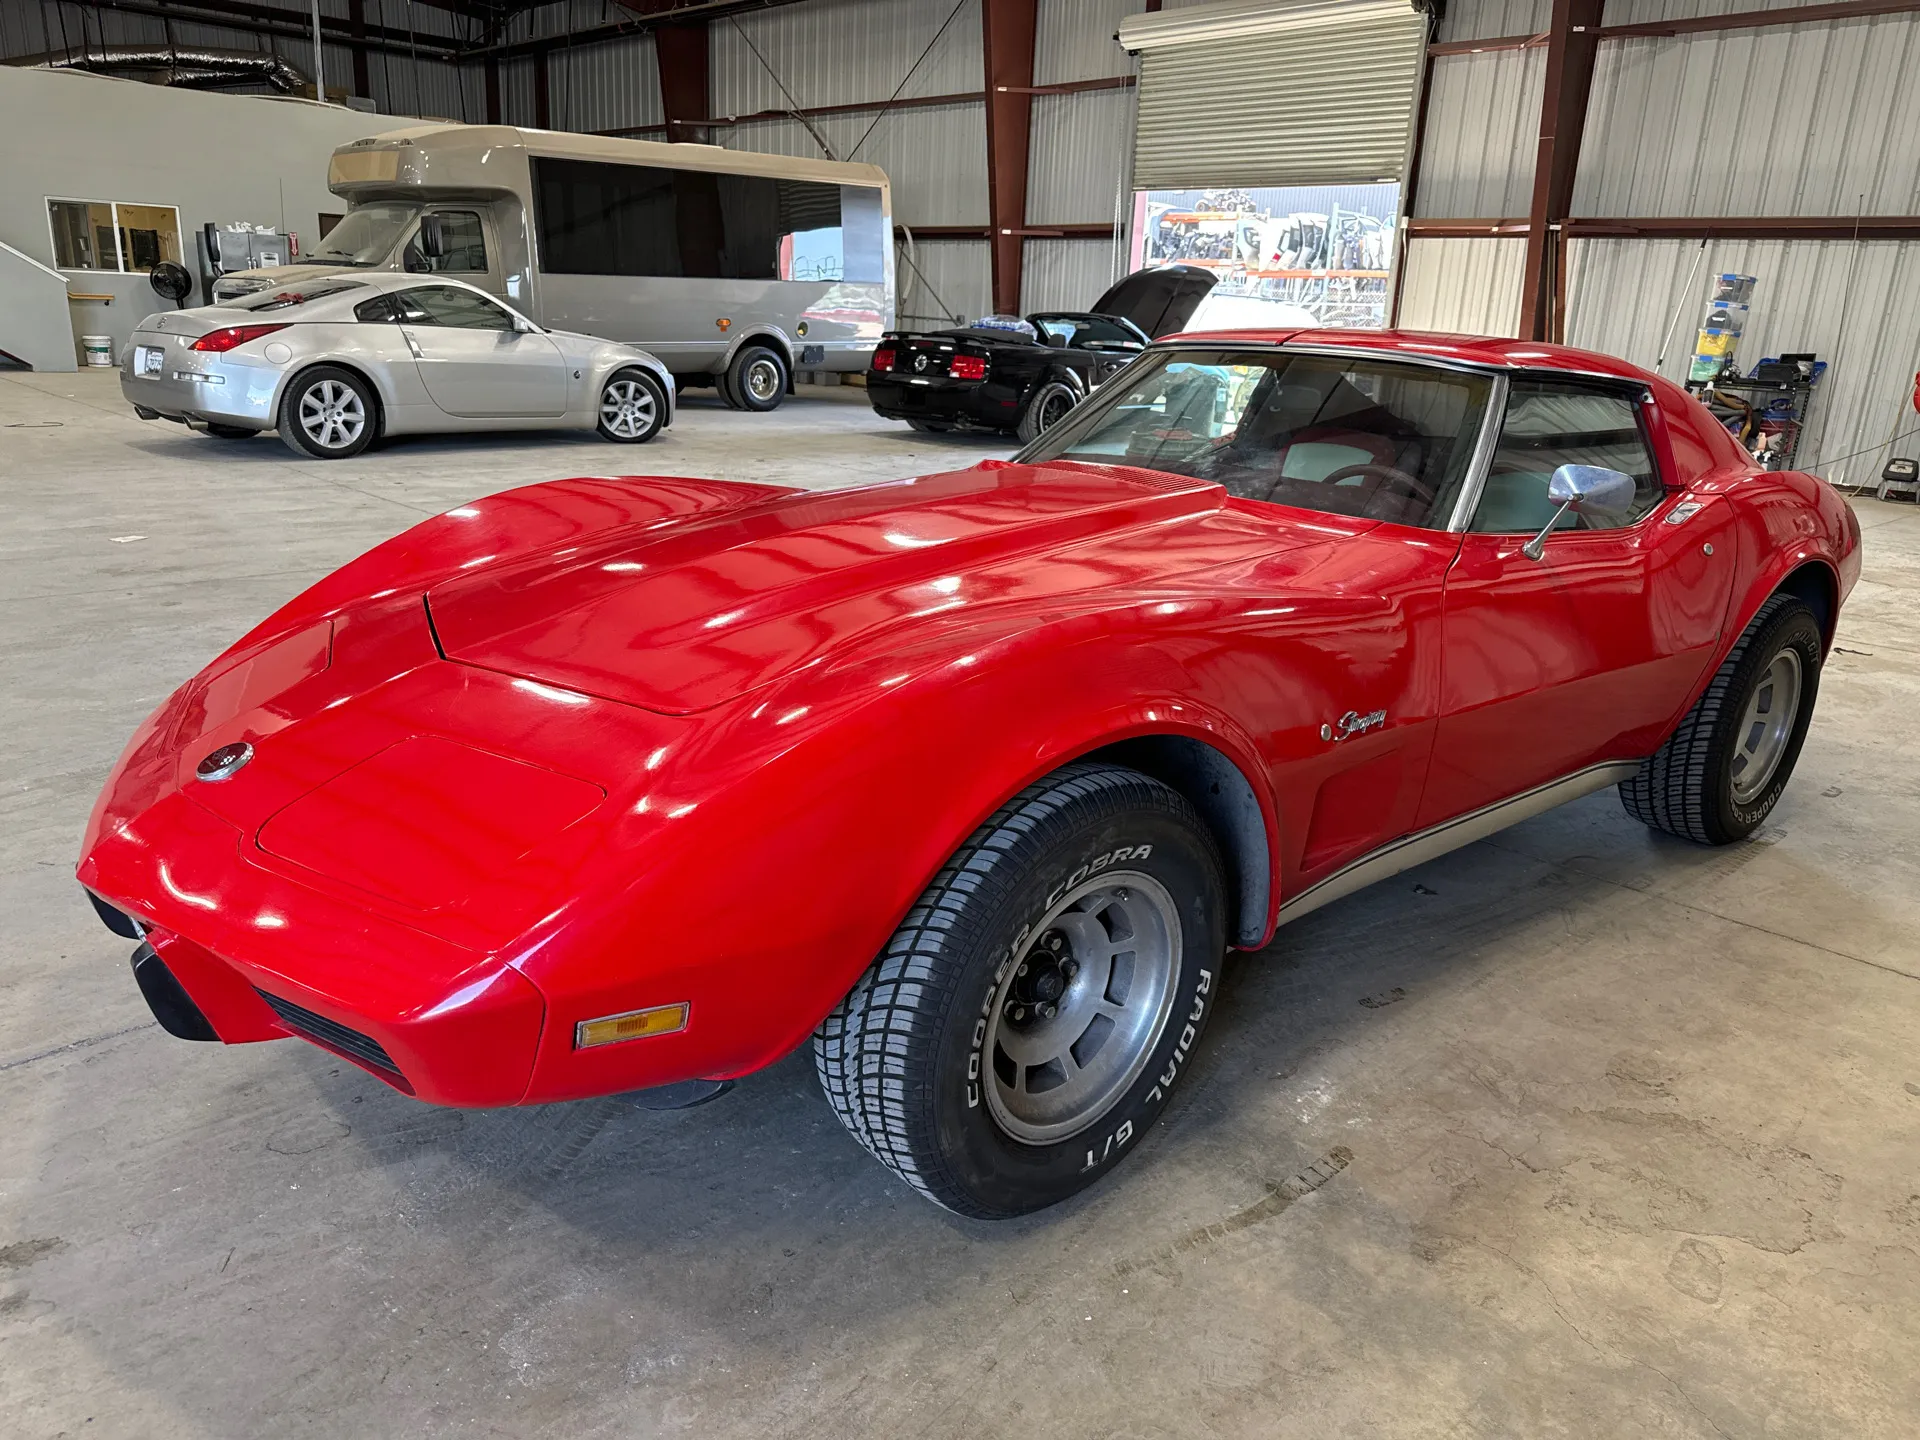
[400,327,424,359]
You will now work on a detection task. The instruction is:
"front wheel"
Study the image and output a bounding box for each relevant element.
[814,763,1226,1217]
[597,369,666,443]
[1620,594,1822,843]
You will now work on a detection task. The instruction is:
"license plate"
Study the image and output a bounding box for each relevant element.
[135,345,164,377]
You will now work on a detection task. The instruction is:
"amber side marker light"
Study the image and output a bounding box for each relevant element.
[574,1002,689,1049]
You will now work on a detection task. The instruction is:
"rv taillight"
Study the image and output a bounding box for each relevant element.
[871,347,897,372]
[191,324,290,353]
[950,354,987,381]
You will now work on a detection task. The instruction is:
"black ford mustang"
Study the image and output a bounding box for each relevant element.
[867,265,1216,440]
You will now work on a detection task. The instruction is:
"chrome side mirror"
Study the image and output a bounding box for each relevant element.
[1521,464,1638,560]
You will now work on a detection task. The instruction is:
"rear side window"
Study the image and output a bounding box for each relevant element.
[530,157,883,282]
[391,285,515,331]
[354,295,397,323]
[1470,381,1662,533]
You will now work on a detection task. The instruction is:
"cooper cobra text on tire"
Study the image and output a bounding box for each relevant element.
[814,762,1227,1217]
[1620,593,1823,844]
[278,365,376,460]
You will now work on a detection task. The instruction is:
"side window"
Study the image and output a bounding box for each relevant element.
[1069,317,1145,349]
[353,295,397,323]
[394,285,515,331]
[1471,381,1663,533]
[402,211,488,274]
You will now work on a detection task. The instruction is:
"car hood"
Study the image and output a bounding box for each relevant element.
[427,462,1279,714]
[1090,265,1220,338]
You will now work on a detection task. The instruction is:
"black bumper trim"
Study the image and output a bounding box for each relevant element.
[86,887,146,939]
[130,942,220,1041]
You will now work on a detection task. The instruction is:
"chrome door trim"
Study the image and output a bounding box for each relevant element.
[1445,369,1510,532]
[1275,760,1644,928]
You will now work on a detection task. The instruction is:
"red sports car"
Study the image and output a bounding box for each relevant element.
[78,330,1860,1217]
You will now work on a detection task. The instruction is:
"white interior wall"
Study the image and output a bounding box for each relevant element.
[0,66,406,365]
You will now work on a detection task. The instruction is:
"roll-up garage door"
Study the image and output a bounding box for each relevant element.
[1119,0,1431,190]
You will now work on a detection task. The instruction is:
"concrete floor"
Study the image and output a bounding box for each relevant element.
[4,369,1918,1440]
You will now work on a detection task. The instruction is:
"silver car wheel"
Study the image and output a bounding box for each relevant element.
[599,378,657,439]
[982,870,1180,1146]
[297,380,366,451]
[1729,645,1803,803]
[742,357,782,405]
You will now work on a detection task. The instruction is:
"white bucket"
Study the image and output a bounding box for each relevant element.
[81,335,114,367]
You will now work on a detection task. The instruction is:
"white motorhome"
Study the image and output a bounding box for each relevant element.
[213,123,895,411]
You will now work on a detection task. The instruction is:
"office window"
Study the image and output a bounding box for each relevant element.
[48,198,182,274]
[531,158,883,282]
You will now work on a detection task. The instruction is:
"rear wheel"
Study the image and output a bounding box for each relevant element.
[278,366,376,460]
[596,368,666,443]
[1016,379,1079,444]
[725,345,788,413]
[1620,594,1823,843]
[814,763,1227,1217]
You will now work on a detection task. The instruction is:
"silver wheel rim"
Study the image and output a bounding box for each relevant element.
[742,357,781,404]
[600,377,656,438]
[983,870,1180,1146]
[297,379,365,450]
[1730,646,1803,803]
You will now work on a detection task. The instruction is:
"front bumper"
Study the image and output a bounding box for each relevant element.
[121,349,282,428]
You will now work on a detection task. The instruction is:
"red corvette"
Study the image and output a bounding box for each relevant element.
[79,330,1859,1216]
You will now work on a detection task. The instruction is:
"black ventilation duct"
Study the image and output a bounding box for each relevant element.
[30,46,309,94]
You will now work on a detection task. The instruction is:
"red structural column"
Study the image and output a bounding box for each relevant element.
[1518,0,1603,341]
[347,0,371,100]
[654,20,711,142]
[982,0,1039,315]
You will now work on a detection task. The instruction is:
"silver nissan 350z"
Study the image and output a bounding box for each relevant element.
[121,273,674,459]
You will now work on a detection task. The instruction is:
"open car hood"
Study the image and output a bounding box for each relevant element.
[427,463,1234,714]
[1090,265,1220,338]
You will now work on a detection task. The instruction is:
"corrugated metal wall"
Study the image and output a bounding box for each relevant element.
[1577,13,1920,217]
[898,239,992,328]
[1397,0,1920,485]
[1567,236,1920,489]
[546,31,661,134]
[1397,236,1527,336]
[1413,46,1541,218]
[711,0,981,113]
[1034,0,1142,85]
[729,105,987,226]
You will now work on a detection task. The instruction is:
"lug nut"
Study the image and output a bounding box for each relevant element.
[1008,1004,1026,1022]
[1062,959,1079,979]
[1044,933,1064,952]
[1040,1003,1056,1019]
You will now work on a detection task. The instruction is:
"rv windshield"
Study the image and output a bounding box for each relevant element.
[309,203,419,266]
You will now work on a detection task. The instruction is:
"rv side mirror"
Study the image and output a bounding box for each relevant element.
[418,214,446,261]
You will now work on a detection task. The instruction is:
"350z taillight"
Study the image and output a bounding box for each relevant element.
[950,354,987,380]
[871,347,897,372]
[190,323,291,353]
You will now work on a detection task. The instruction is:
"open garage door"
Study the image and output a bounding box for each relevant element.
[1120,0,1431,190]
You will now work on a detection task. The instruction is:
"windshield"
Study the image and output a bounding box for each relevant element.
[1020,347,1495,529]
[309,203,419,266]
